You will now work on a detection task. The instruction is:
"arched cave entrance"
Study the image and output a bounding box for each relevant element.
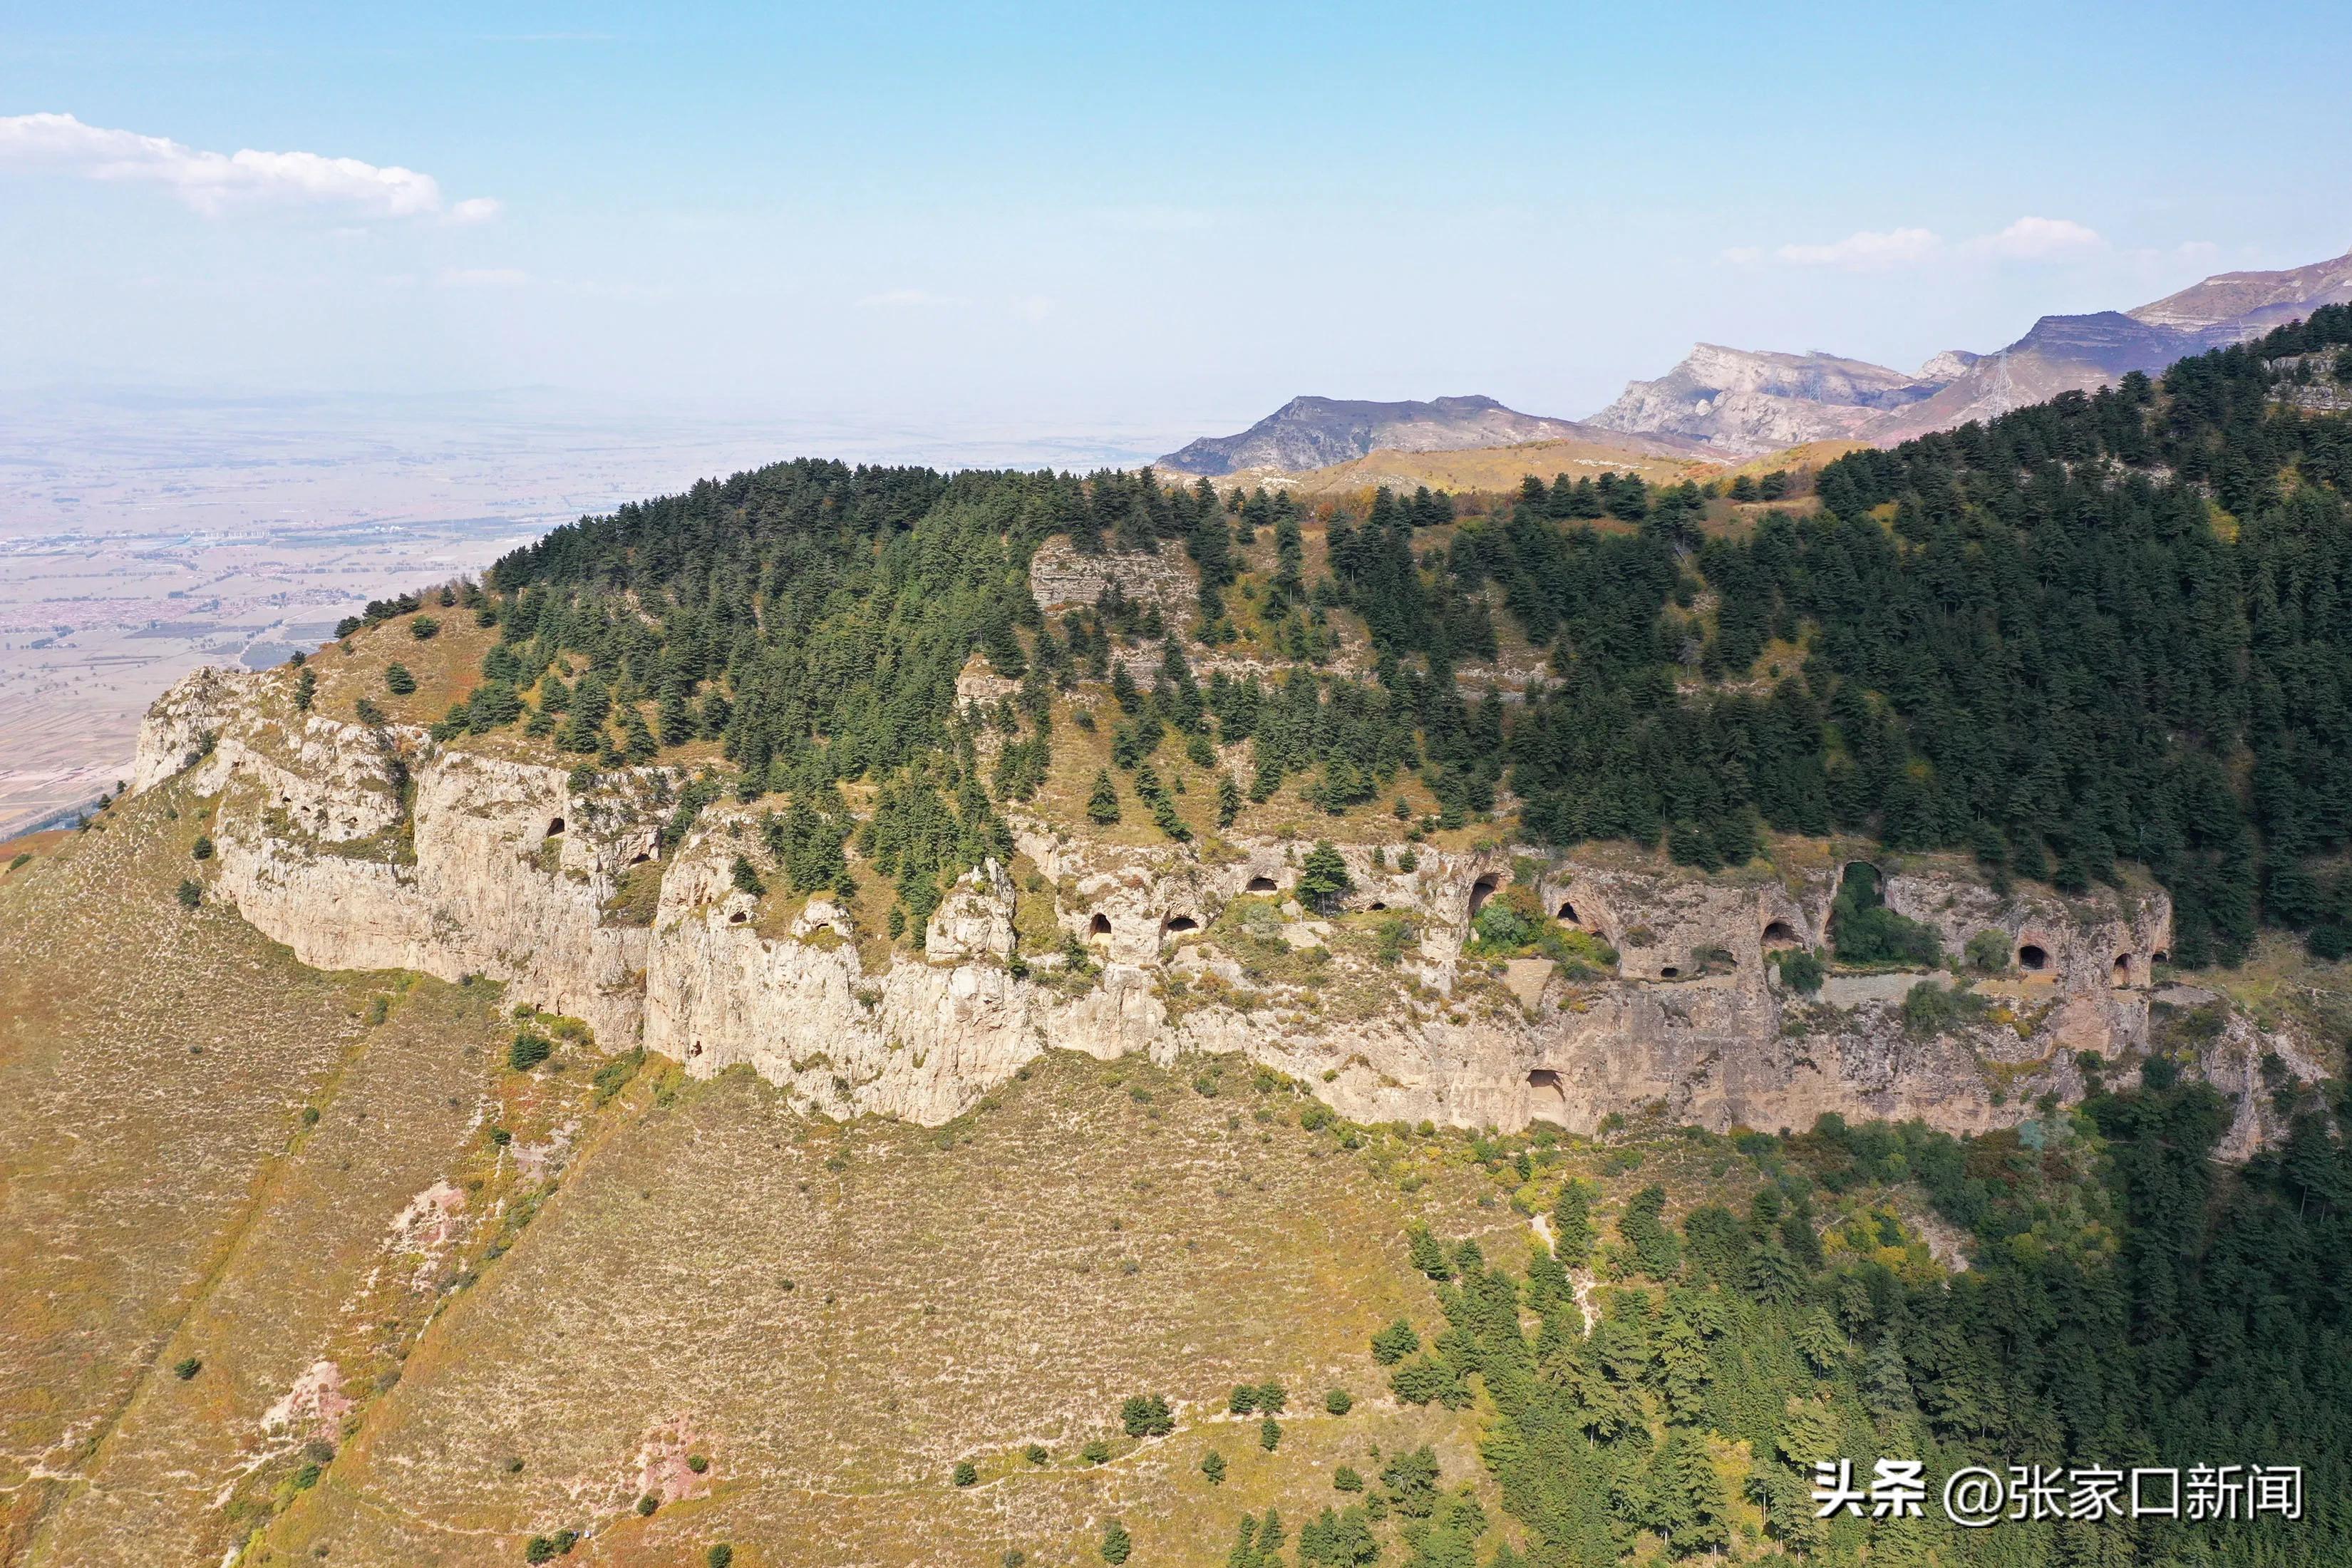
[2112,954,2132,988]
[1658,964,1681,979]
[2152,949,2169,965]
[1468,875,1499,918]
[1088,912,1112,942]
[1556,900,1580,926]
[1526,1068,1568,1121]
[1164,915,1200,935]
[629,851,651,865]
[2018,944,2050,972]
[1763,919,1800,949]
[546,817,565,837]
[1246,875,1278,894]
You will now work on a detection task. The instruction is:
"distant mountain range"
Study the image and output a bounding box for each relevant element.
[1155,393,1704,476]
[1155,248,2352,478]
[1591,247,2352,455]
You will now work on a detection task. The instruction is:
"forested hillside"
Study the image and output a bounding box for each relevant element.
[1360,1065,2352,1567]
[455,306,2352,966]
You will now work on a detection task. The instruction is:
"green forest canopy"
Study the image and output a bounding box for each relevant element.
[458,305,2352,966]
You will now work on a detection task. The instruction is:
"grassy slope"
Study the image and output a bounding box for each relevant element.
[0,778,506,1565]
[254,1056,1525,1567]
[1,770,1537,1568]
[1215,438,1723,498]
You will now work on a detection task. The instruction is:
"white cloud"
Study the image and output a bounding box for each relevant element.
[1971,215,2103,260]
[436,266,530,288]
[1734,217,2108,272]
[1774,227,1944,269]
[0,111,496,221]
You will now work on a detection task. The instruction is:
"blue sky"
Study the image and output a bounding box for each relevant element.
[4,1,2348,444]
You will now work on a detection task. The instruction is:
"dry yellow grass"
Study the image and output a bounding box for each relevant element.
[0,777,512,1564]
[1221,438,1724,500]
[1,773,1555,1568]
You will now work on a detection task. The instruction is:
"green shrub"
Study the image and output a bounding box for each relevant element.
[1334,1465,1364,1492]
[1228,1383,1258,1415]
[176,879,202,909]
[411,615,440,640]
[1120,1393,1174,1437]
[385,664,418,696]
[953,1461,979,1487]
[1966,928,2012,972]
[172,1357,201,1380]
[1371,1319,1420,1365]
[1202,1449,1227,1484]
[191,835,215,861]
[1254,1379,1287,1414]
[1259,1417,1282,1452]
[1775,948,1825,993]
[1080,1439,1112,1465]
[1324,1386,1353,1415]
[1830,862,1941,965]
[1100,1520,1132,1564]
[636,1494,659,1516]
[1902,981,1989,1036]
[1024,1443,1049,1465]
[592,1049,644,1102]
[707,1548,733,1568]
[508,1032,553,1072]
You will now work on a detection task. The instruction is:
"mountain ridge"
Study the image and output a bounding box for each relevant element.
[1156,393,1704,476]
[1592,245,2352,455]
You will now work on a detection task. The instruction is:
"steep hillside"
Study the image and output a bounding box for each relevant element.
[1594,245,2352,454]
[1157,395,1701,477]
[14,306,2352,1567]
[1588,345,1953,456]
[0,779,1526,1568]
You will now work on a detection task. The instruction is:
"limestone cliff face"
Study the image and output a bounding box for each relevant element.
[143,666,2197,1139]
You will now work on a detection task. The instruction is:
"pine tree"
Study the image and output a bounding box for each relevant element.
[1298,840,1351,913]
[1552,1181,1594,1268]
[1086,770,1121,825]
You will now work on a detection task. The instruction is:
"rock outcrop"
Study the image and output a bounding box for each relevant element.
[1589,247,2352,456]
[1158,394,1703,477]
[143,666,2214,1140]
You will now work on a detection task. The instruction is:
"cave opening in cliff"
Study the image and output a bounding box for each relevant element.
[2153,949,2169,964]
[728,911,746,924]
[1763,919,1799,949]
[1164,915,1199,934]
[1659,965,1681,979]
[546,817,565,837]
[1556,900,1580,925]
[1088,912,1111,942]
[2113,954,2132,986]
[1247,875,1278,893]
[630,852,651,865]
[1468,875,1499,917]
[1368,901,1388,911]
[1526,1068,1567,1118]
[2018,943,2049,971]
